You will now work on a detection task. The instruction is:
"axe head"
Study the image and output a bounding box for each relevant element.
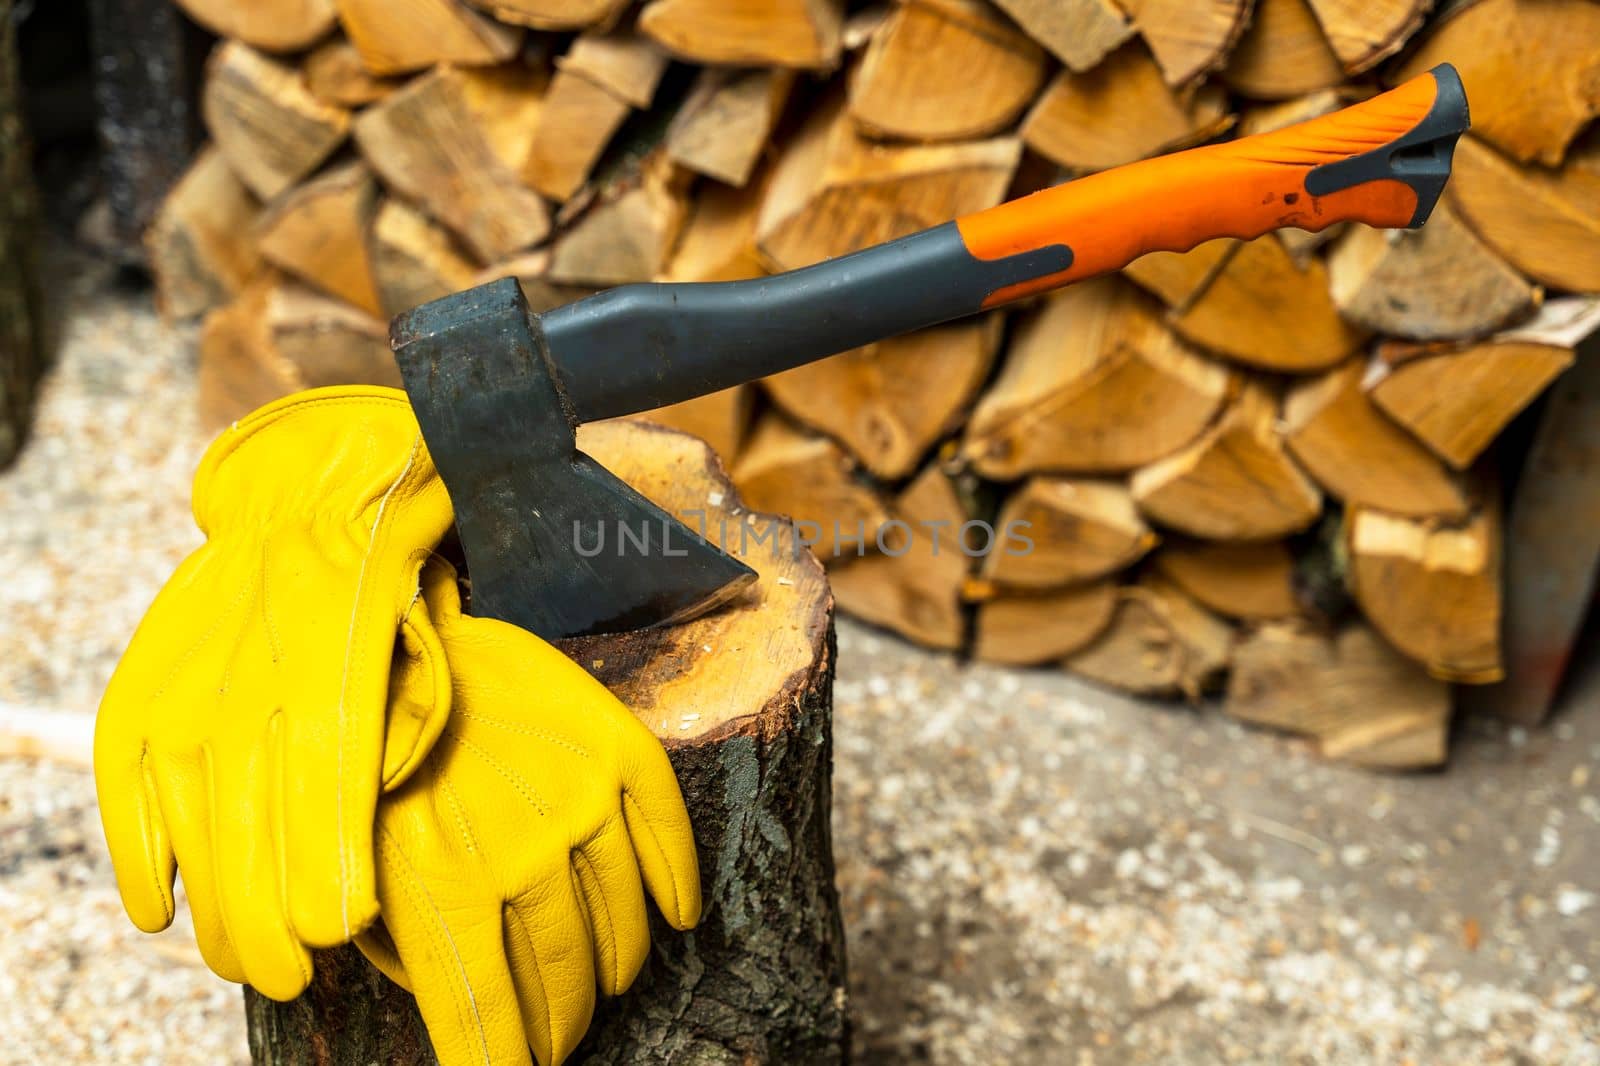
[391,278,757,639]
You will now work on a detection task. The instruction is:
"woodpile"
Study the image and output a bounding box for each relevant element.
[154,0,1600,769]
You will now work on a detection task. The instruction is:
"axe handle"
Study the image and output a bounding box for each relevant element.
[542,65,1468,422]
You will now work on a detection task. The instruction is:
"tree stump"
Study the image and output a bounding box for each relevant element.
[245,420,849,1064]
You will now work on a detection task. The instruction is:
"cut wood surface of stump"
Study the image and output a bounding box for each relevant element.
[245,422,848,1064]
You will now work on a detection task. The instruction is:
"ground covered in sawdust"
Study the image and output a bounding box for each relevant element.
[3,249,1597,1064]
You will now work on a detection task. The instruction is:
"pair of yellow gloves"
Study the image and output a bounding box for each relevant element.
[94,387,701,1066]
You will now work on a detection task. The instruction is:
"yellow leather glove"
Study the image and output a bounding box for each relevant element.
[94,386,456,1001]
[355,558,702,1066]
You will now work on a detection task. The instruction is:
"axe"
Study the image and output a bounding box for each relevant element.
[393,64,1468,640]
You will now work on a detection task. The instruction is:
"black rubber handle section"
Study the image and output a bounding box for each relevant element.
[541,223,1072,422]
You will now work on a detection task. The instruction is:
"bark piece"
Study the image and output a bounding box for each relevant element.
[145,147,263,322]
[827,464,970,650]
[1227,621,1450,769]
[255,160,382,316]
[991,0,1135,71]
[1367,298,1600,469]
[668,68,793,187]
[1155,540,1299,620]
[464,0,630,29]
[1129,383,1323,540]
[247,420,847,1064]
[733,415,892,561]
[963,277,1232,478]
[303,39,404,107]
[548,153,690,285]
[849,0,1046,141]
[1282,360,1468,519]
[980,477,1156,588]
[1303,0,1429,74]
[1326,200,1536,342]
[355,66,551,263]
[1346,502,1502,684]
[368,199,480,317]
[333,0,521,76]
[1448,134,1600,294]
[639,0,844,69]
[203,41,351,200]
[1023,43,1234,171]
[763,315,1000,479]
[1166,234,1366,372]
[972,581,1118,665]
[1119,0,1251,85]
[265,283,398,390]
[1223,0,1344,98]
[1064,579,1232,699]
[1396,0,1600,166]
[757,94,1020,269]
[174,0,335,52]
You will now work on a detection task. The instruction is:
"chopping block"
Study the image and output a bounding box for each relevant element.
[243,420,848,1065]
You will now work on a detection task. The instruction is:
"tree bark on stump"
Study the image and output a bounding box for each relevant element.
[245,421,849,1064]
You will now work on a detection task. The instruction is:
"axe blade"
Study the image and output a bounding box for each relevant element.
[392,278,756,639]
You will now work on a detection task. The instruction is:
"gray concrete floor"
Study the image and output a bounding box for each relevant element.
[2,248,1597,1064]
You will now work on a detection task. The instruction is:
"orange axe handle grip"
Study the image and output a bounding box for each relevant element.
[956,64,1469,307]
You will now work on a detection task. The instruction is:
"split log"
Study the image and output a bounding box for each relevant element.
[478,250,595,311]
[732,415,892,561]
[1154,539,1300,620]
[246,420,848,1065]
[1129,383,1322,540]
[1022,43,1233,172]
[639,0,844,70]
[1283,360,1468,519]
[303,39,403,108]
[962,276,1232,478]
[1226,621,1450,769]
[1123,237,1237,310]
[632,387,753,462]
[990,0,1134,72]
[465,0,630,30]
[1064,578,1232,699]
[254,160,383,316]
[333,0,521,76]
[173,0,335,53]
[145,147,263,321]
[202,42,351,201]
[1222,0,1344,99]
[264,283,399,390]
[979,477,1157,588]
[1165,234,1366,372]
[763,315,1001,480]
[524,33,668,201]
[1119,0,1251,86]
[367,199,480,317]
[547,153,690,285]
[1326,200,1536,342]
[456,63,549,173]
[1448,134,1600,294]
[661,173,769,283]
[1366,297,1600,469]
[1345,501,1502,684]
[1303,0,1430,74]
[0,0,40,467]
[849,0,1045,142]
[756,95,1020,269]
[971,581,1118,666]
[354,66,550,263]
[668,68,793,187]
[1396,0,1600,166]
[197,281,305,430]
[827,463,970,650]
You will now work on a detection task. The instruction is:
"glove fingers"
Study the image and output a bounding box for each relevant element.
[94,738,178,934]
[506,867,597,1066]
[280,707,381,948]
[211,715,314,1001]
[375,833,533,1066]
[571,822,651,997]
[618,733,702,931]
[148,748,247,986]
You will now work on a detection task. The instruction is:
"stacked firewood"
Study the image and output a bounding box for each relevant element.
[148,0,1600,768]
